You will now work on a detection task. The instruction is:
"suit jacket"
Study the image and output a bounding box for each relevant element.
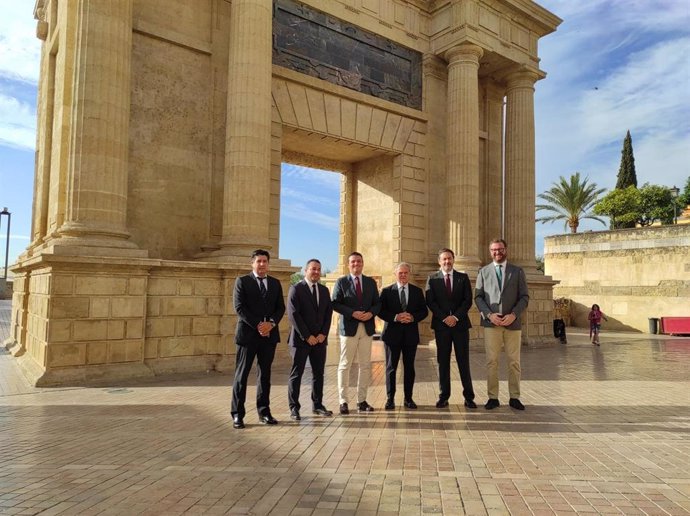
[378,283,428,346]
[425,270,473,332]
[331,274,381,336]
[474,262,529,330]
[233,273,285,345]
[287,280,333,349]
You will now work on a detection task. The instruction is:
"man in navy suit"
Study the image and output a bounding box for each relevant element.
[475,238,529,410]
[425,248,477,409]
[231,249,285,429]
[286,259,334,420]
[379,262,428,410]
[331,252,381,414]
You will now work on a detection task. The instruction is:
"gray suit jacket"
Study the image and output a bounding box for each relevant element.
[474,262,529,330]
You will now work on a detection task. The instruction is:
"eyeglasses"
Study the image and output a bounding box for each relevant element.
[490,248,506,252]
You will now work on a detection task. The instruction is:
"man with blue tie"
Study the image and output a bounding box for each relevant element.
[332,252,381,414]
[475,238,529,410]
[231,249,285,429]
[379,262,428,410]
[286,259,334,420]
[426,248,477,409]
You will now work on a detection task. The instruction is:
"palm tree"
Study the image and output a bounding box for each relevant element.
[536,172,606,233]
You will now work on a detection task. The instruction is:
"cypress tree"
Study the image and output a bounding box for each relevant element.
[615,130,638,189]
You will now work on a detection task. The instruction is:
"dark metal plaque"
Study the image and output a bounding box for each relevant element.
[273,0,422,109]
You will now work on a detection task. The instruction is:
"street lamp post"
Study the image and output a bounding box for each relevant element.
[0,207,10,280]
[670,186,680,225]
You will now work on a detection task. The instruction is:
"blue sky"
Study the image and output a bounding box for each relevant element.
[1,1,688,273]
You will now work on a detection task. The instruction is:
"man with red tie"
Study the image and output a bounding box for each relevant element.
[425,248,477,409]
[332,252,381,414]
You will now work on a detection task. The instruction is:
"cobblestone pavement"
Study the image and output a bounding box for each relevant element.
[1,300,689,515]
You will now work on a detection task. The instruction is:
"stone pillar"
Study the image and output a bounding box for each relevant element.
[445,44,483,270]
[218,0,273,255]
[481,81,505,263]
[55,0,140,253]
[504,70,539,269]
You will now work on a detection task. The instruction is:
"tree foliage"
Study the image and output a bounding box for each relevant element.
[615,130,638,190]
[536,172,606,233]
[594,184,678,227]
[679,176,690,207]
[594,186,640,229]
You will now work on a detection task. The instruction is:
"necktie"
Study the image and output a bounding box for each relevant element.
[355,276,363,303]
[496,265,503,289]
[258,277,267,298]
[311,283,318,304]
[445,273,452,296]
[400,287,407,311]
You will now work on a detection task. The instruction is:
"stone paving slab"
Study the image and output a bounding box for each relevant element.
[1,299,689,515]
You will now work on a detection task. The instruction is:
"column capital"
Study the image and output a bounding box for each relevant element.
[505,68,542,91]
[445,44,484,66]
[422,53,447,81]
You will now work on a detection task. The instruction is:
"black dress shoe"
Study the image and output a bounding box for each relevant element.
[464,400,477,409]
[260,414,278,425]
[384,399,395,410]
[404,399,417,409]
[339,403,349,415]
[232,416,245,429]
[509,398,525,410]
[484,398,500,410]
[290,409,301,421]
[435,399,449,408]
[357,400,374,412]
[313,406,333,417]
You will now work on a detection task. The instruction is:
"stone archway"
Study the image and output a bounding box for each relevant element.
[7,0,561,385]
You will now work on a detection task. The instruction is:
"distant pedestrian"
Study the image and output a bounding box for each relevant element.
[588,304,608,346]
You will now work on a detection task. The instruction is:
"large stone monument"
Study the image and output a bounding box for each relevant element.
[6,0,560,385]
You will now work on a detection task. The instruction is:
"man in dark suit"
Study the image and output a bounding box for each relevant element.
[332,252,381,414]
[231,249,285,429]
[286,258,334,420]
[475,238,529,410]
[425,248,477,409]
[379,262,428,410]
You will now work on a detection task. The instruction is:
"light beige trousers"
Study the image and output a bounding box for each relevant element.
[337,323,372,404]
[484,327,522,399]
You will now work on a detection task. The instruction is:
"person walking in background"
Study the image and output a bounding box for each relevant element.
[378,262,428,410]
[231,250,285,429]
[588,304,608,346]
[425,248,477,409]
[332,252,381,414]
[475,239,529,411]
[286,259,334,420]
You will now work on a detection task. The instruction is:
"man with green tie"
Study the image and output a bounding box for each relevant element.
[474,239,529,411]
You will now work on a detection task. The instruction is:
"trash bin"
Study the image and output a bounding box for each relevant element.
[648,317,660,335]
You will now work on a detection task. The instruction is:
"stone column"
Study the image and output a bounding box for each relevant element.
[445,44,483,270]
[481,81,505,263]
[218,0,273,255]
[56,0,139,252]
[504,70,539,269]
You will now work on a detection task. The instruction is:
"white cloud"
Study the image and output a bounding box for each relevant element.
[0,93,36,150]
[281,202,339,231]
[281,164,341,190]
[0,4,41,84]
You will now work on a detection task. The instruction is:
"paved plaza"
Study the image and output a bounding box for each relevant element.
[1,300,689,515]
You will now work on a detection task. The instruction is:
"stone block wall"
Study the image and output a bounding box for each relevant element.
[5,257,295,386]
[544,225,690,332]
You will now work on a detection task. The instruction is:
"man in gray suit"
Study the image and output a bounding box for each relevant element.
[474,239,529,410]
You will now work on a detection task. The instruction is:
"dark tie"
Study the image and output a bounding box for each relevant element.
[311,283,318,304]
[445,273,452,296]
[400,287,407,311]
[258,277,267,298]
[355,276,363,303]
[496,265,503,289]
